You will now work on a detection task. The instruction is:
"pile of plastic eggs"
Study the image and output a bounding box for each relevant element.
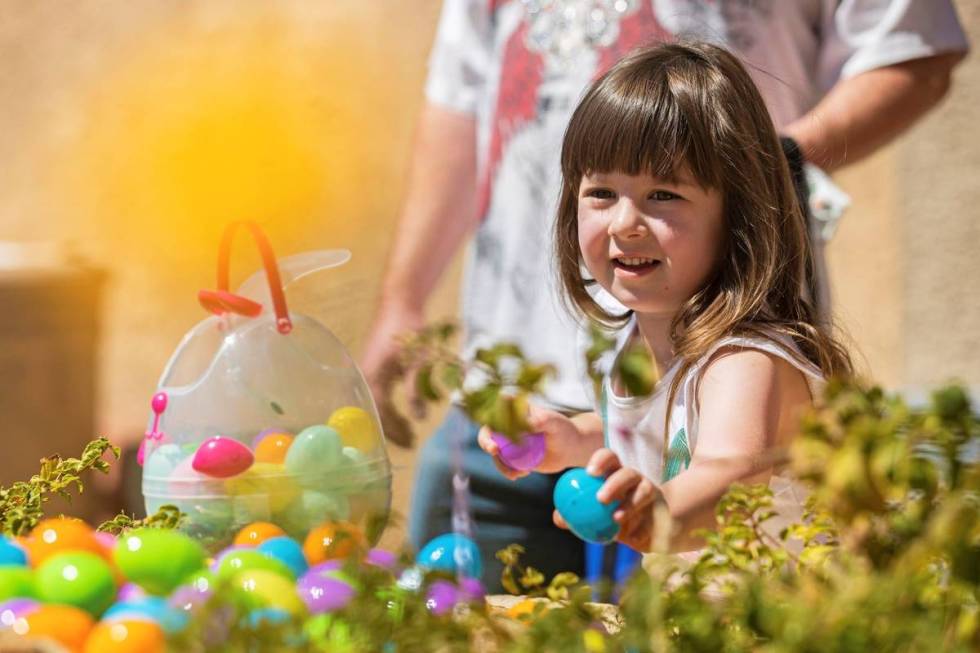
[0,518,485,652]
[142,404,392,552]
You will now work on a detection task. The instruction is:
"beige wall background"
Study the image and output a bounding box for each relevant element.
[1,1,977,543]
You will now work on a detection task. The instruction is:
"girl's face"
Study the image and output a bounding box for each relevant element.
[577,169,725,317]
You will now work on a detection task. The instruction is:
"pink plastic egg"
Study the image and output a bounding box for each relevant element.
[192,436,254,478]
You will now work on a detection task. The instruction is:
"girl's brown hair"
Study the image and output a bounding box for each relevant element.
[555,41,852,416]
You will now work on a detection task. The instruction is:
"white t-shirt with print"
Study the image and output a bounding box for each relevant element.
[425,0,968,412]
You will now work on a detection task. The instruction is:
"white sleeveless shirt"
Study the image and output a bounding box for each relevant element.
[601,320,824,555]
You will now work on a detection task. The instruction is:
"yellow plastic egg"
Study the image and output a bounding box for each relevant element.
[254,432,294,464]
[326,406,379,452]
[234,522,286,548]
[226,462,299,513]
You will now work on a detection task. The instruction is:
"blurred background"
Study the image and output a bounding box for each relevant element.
[1,1,977,548]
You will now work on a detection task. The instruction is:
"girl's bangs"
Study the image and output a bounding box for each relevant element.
[561,72,721,188]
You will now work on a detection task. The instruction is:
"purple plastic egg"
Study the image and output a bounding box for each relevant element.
[169,584,213,614]
[296,569,355,614]
[192,436,254,478]
[457,577,486,602]
[306,560,343,576]
[0,598,39,626]
[425,580,459,616]
[365,549,398,571]
[117,582,147,602]
[491,432,546,471]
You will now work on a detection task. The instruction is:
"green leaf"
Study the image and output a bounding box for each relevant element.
[414,364,442,402]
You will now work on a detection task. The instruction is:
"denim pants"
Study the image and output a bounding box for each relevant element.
[408,406,584,593]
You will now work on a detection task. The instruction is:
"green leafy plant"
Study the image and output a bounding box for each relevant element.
[397,321,555,440]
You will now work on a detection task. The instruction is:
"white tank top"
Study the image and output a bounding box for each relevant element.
[601,319,824,556]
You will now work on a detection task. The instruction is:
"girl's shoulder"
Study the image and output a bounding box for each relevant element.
[691,326,825,399]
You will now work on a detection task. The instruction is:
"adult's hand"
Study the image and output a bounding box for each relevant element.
[361,301,425,447]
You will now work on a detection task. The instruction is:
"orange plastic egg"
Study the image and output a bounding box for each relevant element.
[254,433,294,464]
[302,522,364,565]
[83,620,165,653]
[26,518,102,568]
[233,522,286,547]
[24,604,95,653]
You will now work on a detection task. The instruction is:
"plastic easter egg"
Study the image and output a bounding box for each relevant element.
[284,425,343,480]
[0,597,39,626]
[490,432,546,471]
[0,567,35,602]
[83,619,166,653]
[113,528,206,596]
[36,552,116,616]
[143,443,184,480]
[425,579,459,616]
[416,533,483,579]
[279,489,351,534]
[0,537,27,567]
[231,569,305,614]
[215,549,295,582]
[254,432,294,464]
[23,604,94,651]
[168,582,212,615]
[246,606,291,628]
[116,582,146,602]
[26,518,102,567]
[364,548,398,571]
[303,522,364,565]
[252,428,291,448]
[327,406,380,452]
[227,463,299,514]
[233,522,286,548]
[458,577,486,602]
[257,536,308,578]
[297,567,356,614]
[553,467,620,544]
[94,532,118,553]
[102,596,189,634]
[192,436,254,478]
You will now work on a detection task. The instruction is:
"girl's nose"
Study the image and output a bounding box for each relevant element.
[608,201,647,239]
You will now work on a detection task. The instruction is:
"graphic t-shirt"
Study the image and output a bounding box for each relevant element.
[425,0,968,411]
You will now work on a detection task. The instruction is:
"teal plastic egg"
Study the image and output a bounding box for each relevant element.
[284,425,343,482]
[114,528,206,595]
[143,444,185,479]
[0,567,35,601]
[257,537,308,578]
[35,552,116,616]
[553,468,620,544]
[0,536,27,568]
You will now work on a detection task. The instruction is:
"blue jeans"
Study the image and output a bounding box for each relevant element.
[408,406,584,593]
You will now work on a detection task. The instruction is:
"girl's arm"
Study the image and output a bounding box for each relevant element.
[581,346,811,552]
[478,407,604,480]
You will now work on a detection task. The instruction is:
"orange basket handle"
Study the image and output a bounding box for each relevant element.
[198,221,292,334]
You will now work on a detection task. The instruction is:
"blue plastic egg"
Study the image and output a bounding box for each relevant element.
[416,533,482,579]
[553,467,620,544]
[102,595,189,634]
[257,536,309,578]
[0,537,27,567]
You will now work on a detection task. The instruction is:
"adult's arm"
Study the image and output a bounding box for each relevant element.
[360,102,479,446]
[783,52,965,172]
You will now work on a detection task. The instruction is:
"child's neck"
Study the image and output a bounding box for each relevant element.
[634,311,677,374]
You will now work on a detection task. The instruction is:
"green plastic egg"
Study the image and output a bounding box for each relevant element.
[231,569,305,614]
[284,425,343,483]
[35,552,116,616]
[114,528,206,595]
[0,566,36,601]
[215,549,296,582]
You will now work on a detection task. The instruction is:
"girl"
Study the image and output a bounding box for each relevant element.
[479,41,853,554]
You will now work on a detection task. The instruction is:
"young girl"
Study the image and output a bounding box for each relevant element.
[479,41,852,554]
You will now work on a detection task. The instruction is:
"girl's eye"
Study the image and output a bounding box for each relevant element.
[584,188,616,200]
[649,190,679,201]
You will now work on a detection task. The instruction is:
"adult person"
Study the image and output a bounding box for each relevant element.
[361,0,968,590]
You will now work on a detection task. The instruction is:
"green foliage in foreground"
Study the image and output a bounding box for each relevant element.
[2,380,976,651]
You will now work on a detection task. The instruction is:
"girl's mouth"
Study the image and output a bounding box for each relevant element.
[612,256,660,276]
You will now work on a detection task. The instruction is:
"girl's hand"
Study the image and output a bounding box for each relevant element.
[553,448,661,552]
[477,405,594,480]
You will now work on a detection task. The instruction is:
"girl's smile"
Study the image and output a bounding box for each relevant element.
[577,169,724,316]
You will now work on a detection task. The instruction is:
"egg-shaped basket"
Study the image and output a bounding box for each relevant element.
[140,222,390,551]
